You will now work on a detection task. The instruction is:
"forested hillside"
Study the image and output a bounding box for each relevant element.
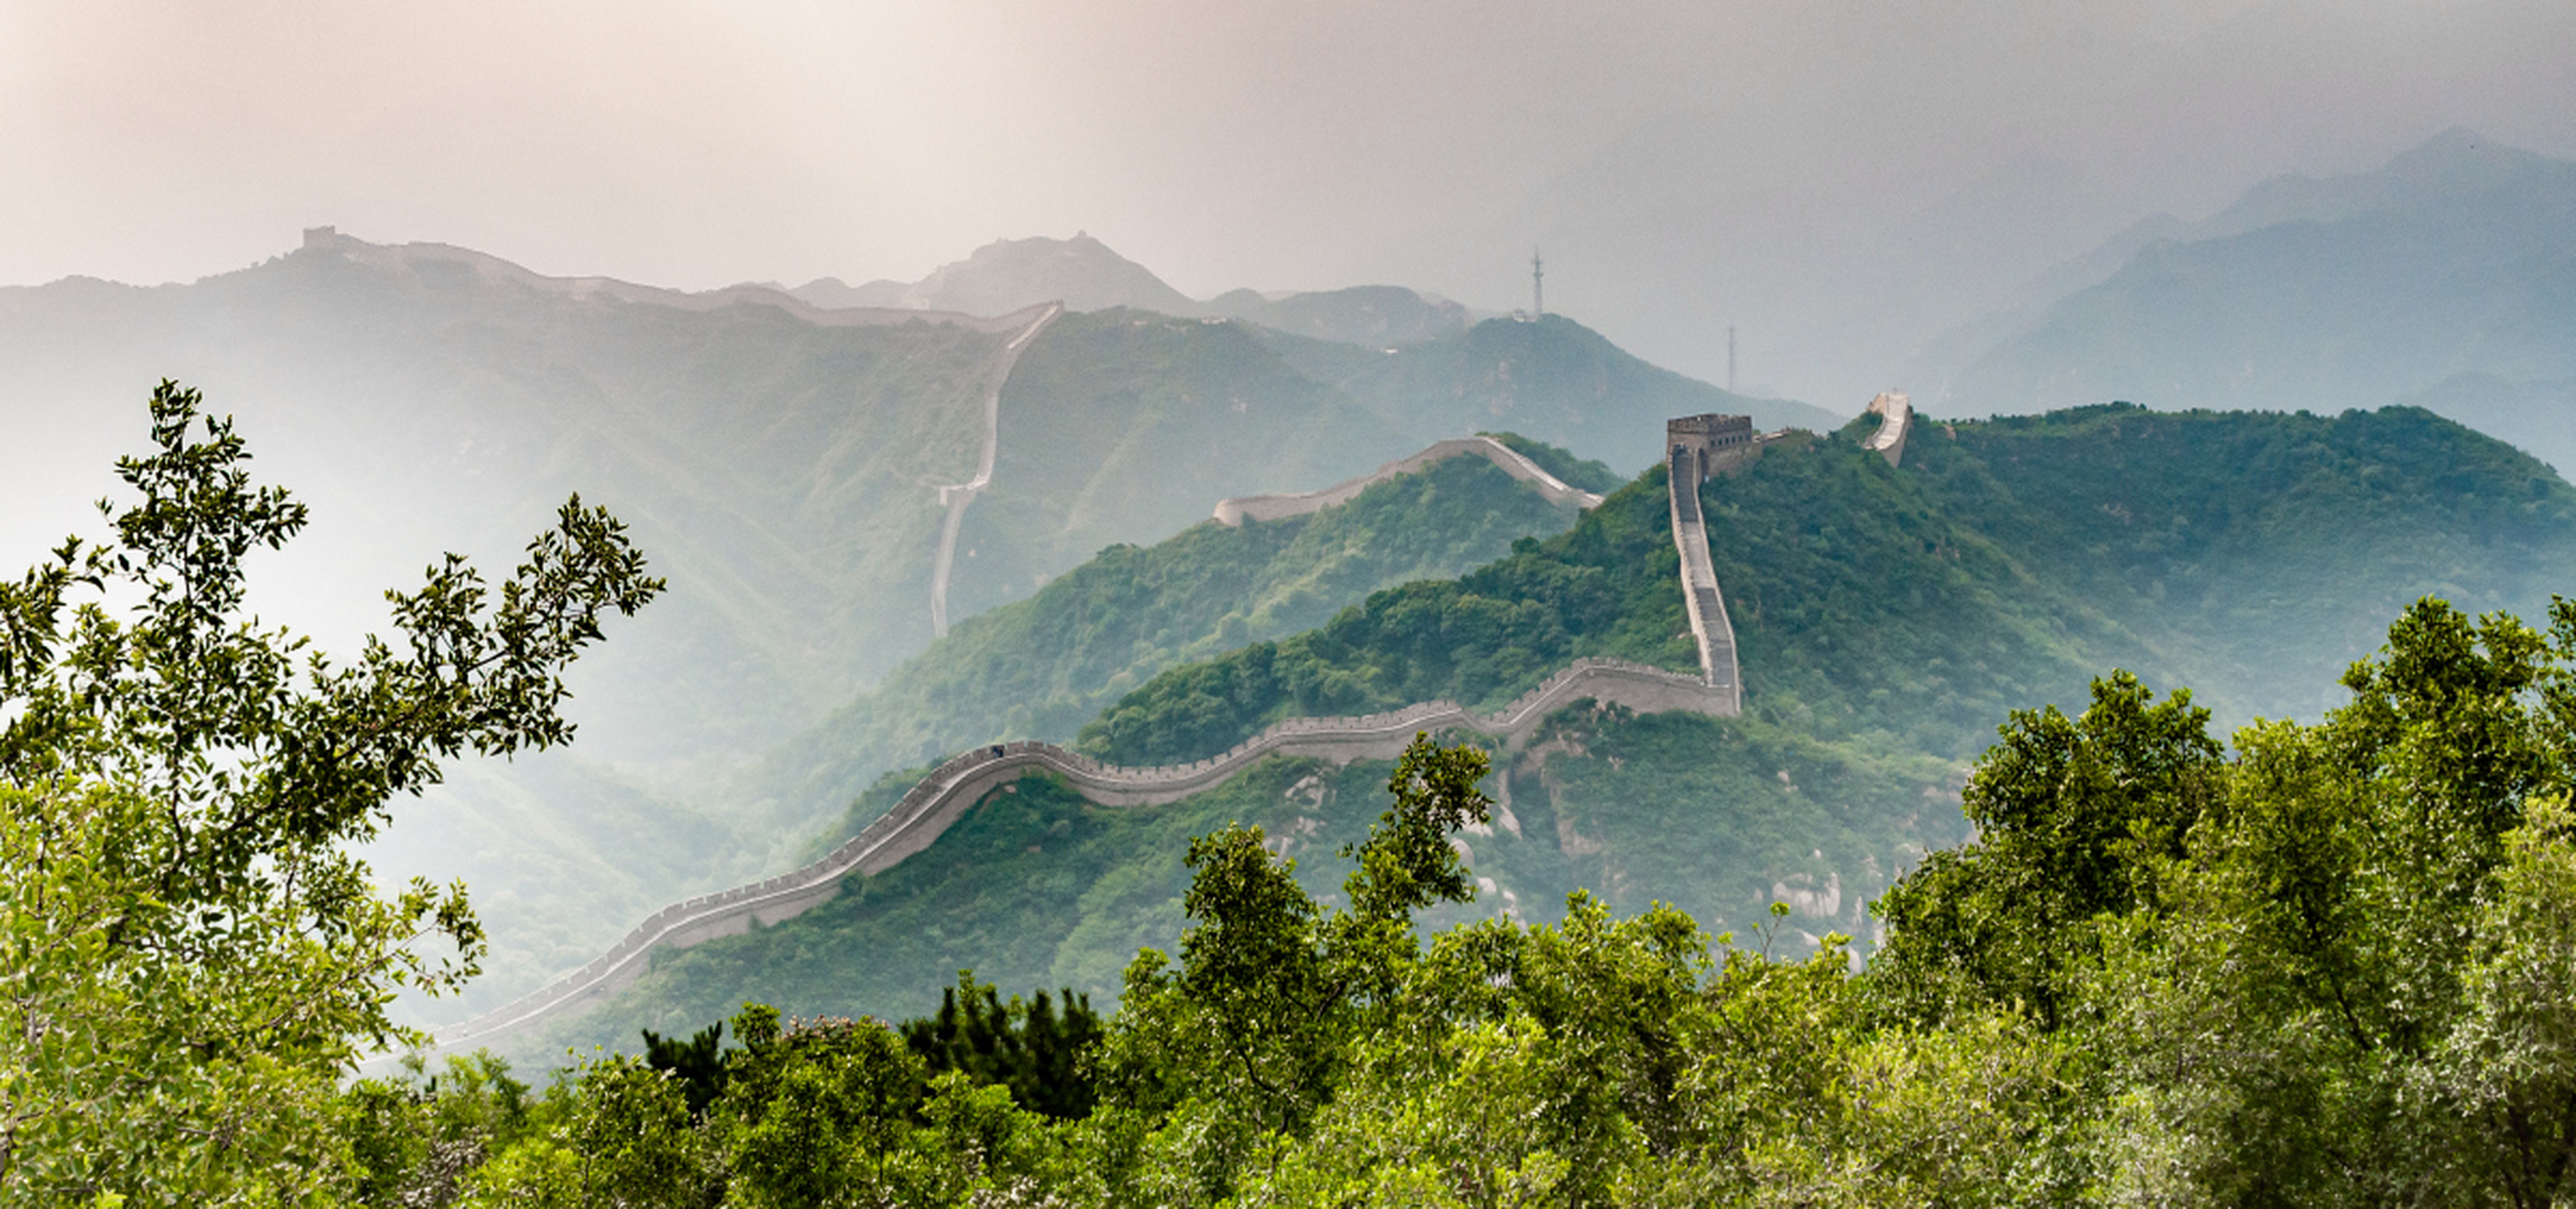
[934,309,1825,621]
[737,446,1607,859]
[1090,403,2576,765]
[503,401,2576,1061]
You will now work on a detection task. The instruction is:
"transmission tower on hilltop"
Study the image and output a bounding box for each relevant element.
[1531,249,1544,317]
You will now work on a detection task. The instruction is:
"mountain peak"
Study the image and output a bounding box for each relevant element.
[889,233,1201,317]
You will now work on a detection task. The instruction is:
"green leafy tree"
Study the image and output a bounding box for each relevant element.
[0,382,661,1204]
[1093,734,1494,1200]
[457,1051,711,1209]
[716,1005,926,1208]
[899,972,1103,1120]
[2422,794,2576,1207]
[1869,670,2223,1027]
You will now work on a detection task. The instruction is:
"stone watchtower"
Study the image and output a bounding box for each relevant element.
[1667,413,1756,481]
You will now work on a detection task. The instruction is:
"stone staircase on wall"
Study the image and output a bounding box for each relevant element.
[1666,442,1745,713]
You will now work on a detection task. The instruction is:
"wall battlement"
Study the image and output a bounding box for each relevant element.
[424,656,1726,1055]
[1863,391,1912,467]
[1667,412,1758,481]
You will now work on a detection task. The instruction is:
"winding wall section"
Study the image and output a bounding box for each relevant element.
[1666,445,1745,712]
[1212,435,1604,526]
[929,302,1066,638]
[429,657,1726,1054]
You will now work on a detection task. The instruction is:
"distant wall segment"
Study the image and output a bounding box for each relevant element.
[1864,392,1911,467]
[930,302,1065,638]
[1212,434,1604,526]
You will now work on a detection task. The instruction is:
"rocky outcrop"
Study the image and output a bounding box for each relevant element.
[1212,435,1604,526]
[427,657,1722,1054]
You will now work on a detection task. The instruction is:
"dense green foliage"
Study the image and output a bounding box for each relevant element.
[356,598,2576,1205]
[745,450,1592,850]
[898,975,1103,1120]
[0,383,659,1204]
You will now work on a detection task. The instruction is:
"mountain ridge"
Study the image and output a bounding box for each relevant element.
[1923,129,2576,473]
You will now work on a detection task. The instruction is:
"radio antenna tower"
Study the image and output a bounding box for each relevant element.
[1531,248,1544,317]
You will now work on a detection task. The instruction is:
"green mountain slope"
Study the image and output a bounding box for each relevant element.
[739,449,1602,857]
[1897,403,2576,725]
[1090,404,2576,764]
[495,402,2576,1062]
[528,714,1962,1059]
[937,310,1826,621]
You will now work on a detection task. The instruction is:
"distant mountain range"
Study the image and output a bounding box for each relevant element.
[787,233,1481,348]
[1928,128,2576,470]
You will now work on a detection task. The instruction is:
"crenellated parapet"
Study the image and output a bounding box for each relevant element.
[424,656,1724,1054]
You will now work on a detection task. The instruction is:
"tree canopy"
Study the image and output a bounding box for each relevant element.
[0,382,661,1205]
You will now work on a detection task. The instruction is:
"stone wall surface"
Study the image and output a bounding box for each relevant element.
[428,656,1726,1054]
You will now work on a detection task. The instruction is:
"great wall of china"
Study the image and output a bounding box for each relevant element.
[425,345,1915,1051]
[431,656,1728,1052]
[1211,434,1605,526]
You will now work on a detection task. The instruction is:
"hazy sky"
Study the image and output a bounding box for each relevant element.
[4,1,2571,383]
